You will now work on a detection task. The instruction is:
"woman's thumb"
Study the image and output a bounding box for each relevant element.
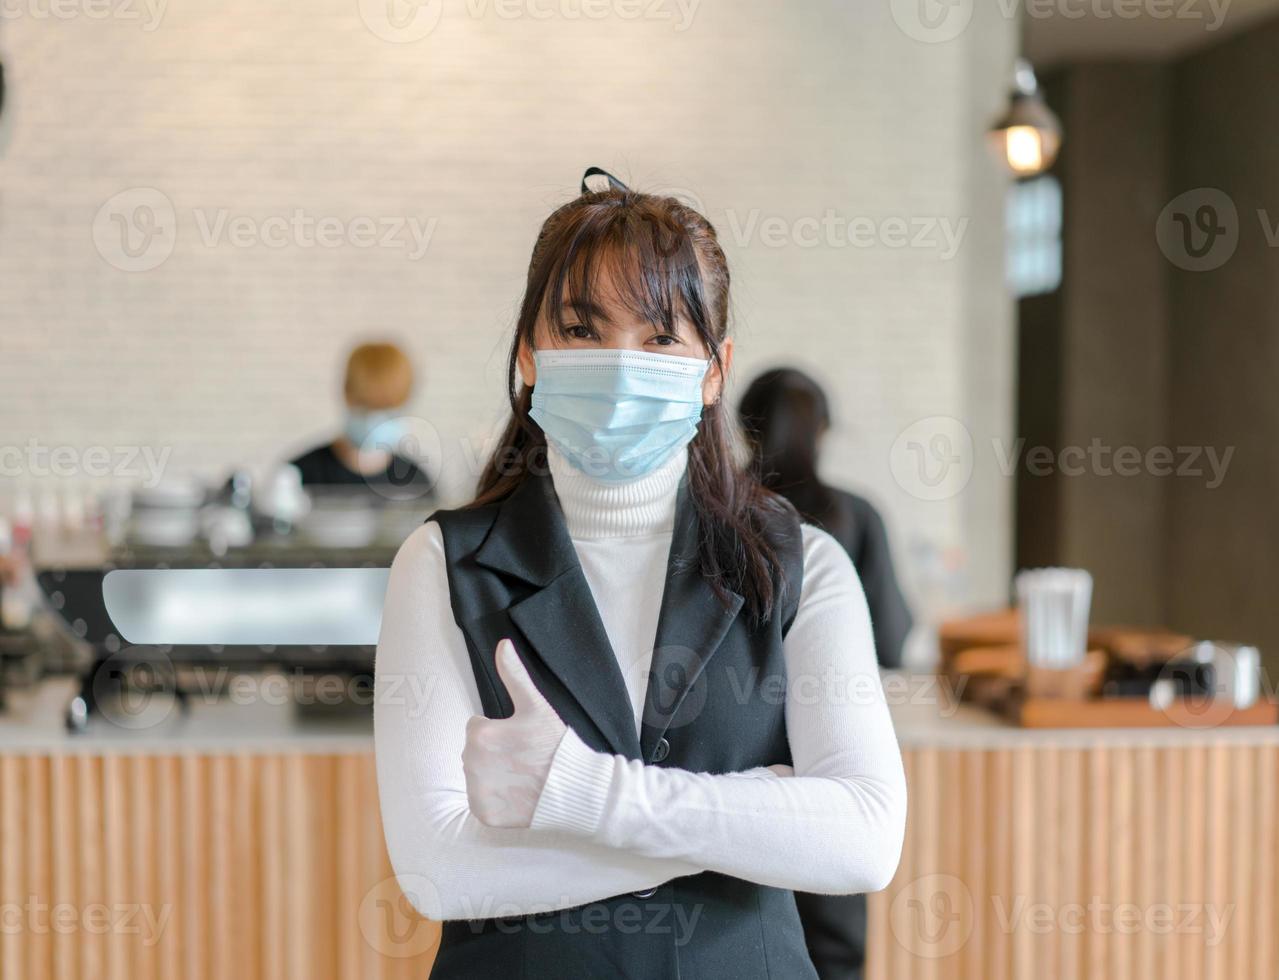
[495,639,545,714]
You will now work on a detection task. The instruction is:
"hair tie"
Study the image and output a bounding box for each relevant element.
[580,167,630,195]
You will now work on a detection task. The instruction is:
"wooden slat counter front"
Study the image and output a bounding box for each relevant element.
[1,677,1276,980]
[0,680,438,980]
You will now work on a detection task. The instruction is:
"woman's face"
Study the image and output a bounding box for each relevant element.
[517,264,732,407]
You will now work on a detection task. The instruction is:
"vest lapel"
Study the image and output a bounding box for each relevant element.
[641,480,745,761]
[473,474,642,760]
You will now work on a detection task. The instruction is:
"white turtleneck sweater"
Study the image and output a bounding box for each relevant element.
[374,447,907,921]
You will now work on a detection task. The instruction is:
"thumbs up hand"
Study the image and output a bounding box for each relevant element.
[463,639,568,828]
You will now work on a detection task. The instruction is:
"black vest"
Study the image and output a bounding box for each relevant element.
[427,471,816,980]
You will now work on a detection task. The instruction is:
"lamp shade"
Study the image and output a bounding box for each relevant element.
[989,60,1062,177]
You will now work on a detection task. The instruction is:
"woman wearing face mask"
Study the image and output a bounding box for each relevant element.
[374,171,907,979]
[289,341,429,493]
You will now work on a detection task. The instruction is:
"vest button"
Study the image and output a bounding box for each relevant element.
[631,887,658,899]
[652,737,670,763]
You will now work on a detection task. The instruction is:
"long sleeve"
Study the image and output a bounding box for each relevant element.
[845,493,913,669]
[373,522,703,921]
[529,525,908,895]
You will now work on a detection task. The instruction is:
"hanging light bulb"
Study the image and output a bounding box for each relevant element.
[989,58,1062,177]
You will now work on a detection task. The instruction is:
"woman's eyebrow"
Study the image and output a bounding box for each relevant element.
[564,299,612,323]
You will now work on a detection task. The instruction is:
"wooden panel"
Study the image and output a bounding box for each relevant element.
[0,753,439,980]
[867,743,1279,980]
[0,744,1273,979]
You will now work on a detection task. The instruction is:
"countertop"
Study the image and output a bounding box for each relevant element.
[0,676,374,754]
[1,672,1276,754]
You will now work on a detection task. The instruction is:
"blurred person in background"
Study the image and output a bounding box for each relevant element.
[739,368,912,668]
[739,367,914,980]
[290,341,430,494]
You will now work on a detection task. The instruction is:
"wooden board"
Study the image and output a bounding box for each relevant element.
[942,617,1271,730]
[1018,697,1279,729]
[941,609,1195,670]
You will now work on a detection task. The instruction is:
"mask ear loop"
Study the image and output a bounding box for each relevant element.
[580,167,630,194]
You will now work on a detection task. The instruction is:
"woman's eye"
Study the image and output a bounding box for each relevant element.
[651,334,679,347]
[564,324,594,340]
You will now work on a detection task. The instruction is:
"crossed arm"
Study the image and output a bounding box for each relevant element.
[373,522,907,920]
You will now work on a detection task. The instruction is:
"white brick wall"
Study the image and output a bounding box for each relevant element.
[0,0,1015,614]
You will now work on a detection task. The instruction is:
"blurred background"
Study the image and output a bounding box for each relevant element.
[1,1,1278,978]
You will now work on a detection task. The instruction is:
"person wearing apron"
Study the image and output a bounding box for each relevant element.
[374,170,907,979]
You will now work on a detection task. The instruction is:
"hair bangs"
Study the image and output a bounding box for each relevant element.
[541,204,716,352]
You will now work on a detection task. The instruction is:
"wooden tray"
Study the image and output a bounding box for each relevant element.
[1014,696,1279,729]
[941,623,1276,729]
[940,609,1194,670]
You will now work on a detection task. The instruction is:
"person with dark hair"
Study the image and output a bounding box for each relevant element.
[738,367,914,980]
[374,170,906,979]
[740,368,913,669]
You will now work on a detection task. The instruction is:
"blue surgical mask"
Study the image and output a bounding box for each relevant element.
[529,348,711,483]
[343,409,405,451]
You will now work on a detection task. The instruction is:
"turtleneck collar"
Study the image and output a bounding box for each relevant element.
[547,444,687,540]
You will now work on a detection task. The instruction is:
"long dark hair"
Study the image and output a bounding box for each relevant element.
[738,368,852,543]
[470,181,790,624]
